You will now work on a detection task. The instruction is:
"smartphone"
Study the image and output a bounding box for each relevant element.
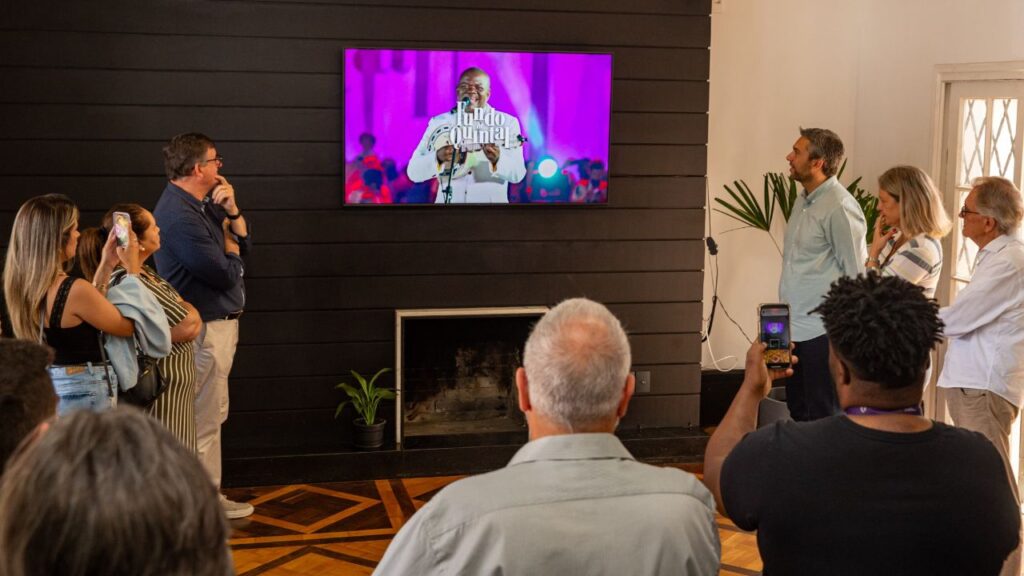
[112,211,131,248]
[759,303,791,369]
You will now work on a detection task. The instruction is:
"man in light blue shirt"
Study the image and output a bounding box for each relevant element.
[374,298,720,575]
[780,128,867,421]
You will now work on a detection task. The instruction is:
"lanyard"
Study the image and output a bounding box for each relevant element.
[844,405,923,416]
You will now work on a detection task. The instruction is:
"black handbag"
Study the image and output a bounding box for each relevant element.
[120,348,169,408]
[103,272,171,408]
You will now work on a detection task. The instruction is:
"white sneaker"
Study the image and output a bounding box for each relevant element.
[220,494,254,519]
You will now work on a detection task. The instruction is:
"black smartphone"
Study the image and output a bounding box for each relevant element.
[759,303,791,369]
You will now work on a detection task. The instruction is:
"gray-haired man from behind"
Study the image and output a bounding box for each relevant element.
[374,298,720,575]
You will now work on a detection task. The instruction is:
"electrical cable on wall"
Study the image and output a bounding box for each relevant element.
[702,179,754,371]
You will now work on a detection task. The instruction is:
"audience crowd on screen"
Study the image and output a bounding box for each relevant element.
[344,131,608,204]
[1,126,1023,576]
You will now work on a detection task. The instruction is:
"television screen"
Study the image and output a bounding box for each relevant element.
[343,48,612,205]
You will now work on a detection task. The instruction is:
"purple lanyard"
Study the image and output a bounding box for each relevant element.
[844,405,923,416]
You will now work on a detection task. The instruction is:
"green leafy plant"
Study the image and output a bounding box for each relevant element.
[334,368,396,425]
[714,159,876,250]
[837,164,879,244]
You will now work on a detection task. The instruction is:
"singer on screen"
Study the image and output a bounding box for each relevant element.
[407,67,527,204]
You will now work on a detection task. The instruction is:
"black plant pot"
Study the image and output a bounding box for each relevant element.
[353,418,386,450]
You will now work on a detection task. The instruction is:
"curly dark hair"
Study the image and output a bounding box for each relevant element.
[812,274,943,390]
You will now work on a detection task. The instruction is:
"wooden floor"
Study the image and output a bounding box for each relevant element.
[225,465,762,575]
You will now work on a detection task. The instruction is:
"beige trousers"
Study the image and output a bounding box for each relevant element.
[194,319,239,489]
[946,387,1021,576]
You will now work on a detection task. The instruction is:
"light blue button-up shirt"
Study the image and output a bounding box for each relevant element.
[780,176,867,341]
[373,433,721,575]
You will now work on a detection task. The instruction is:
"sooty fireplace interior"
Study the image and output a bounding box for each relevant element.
[395,307,548,449]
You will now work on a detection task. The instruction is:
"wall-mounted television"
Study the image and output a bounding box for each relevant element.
[343,48,612,205]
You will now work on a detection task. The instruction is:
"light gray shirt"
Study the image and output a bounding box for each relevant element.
[780,175,867,341]
[373,433,721,575]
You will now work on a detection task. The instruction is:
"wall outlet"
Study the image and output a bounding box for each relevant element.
[634,370,651,393]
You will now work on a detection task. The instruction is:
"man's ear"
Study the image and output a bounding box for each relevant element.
[810,156,826,174]
[617,373,636,419]
[984,215,999,235]
[516,367,532,414]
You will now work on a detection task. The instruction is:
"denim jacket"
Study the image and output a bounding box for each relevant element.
[103,275,172,391]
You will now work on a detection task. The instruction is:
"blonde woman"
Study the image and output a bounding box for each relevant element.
[867,166,952,298]
[3,194,141,414]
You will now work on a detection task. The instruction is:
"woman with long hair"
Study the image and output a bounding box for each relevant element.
[3,194,140,413]
[79,203,201,450]
[866,165,953,298]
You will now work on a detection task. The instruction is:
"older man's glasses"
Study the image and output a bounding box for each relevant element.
[959,205,982,218]
[199,156,224,166]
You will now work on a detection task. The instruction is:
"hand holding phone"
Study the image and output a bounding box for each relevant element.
[759,304,791,369]
[112,211,131,249]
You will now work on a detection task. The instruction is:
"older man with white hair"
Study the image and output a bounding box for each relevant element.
[939,176,1024,576]
[373,298,720,575]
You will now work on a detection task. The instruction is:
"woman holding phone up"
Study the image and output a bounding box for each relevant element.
[3,194,141,414]
[866,165,952,298]
[79,204,202,451]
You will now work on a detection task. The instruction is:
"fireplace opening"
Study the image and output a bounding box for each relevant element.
[397,308,546,448]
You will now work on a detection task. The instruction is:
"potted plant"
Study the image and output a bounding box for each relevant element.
[334,368,396,450]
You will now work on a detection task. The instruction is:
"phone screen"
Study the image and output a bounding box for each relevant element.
[759,304,791,368]
[113,212,131,248]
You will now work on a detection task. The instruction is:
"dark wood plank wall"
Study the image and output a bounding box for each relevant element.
[0,0,710,459]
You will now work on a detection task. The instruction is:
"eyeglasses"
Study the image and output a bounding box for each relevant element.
[959,205,982,218]
[199,156,224,166]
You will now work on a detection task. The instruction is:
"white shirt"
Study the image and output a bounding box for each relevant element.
[373,433,721,575]
[938,234,1024,407]
[407,105,527,204]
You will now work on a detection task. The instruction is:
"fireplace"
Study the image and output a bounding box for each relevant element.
[395,307,548,449]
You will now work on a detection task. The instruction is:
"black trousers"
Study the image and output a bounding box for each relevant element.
[784,333,839,422]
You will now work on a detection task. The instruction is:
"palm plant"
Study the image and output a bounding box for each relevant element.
[334,368,396,425]
[714,160,876,252]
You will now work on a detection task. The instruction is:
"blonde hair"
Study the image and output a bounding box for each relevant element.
[3,195,79,340]
[878,166,951,239]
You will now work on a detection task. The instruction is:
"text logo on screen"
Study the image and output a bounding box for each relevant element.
[450,101,515,148]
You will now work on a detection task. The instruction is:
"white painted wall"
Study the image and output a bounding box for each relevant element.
[703,0,1024,368]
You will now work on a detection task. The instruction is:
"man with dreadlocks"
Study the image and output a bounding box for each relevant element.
[703,274,1019,576]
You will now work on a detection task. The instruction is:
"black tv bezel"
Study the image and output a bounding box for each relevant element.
[341,46,614,208]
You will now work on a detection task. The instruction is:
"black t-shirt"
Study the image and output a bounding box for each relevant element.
[721,416,1020,576]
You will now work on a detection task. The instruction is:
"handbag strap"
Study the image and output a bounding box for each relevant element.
[95,332,116,400]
